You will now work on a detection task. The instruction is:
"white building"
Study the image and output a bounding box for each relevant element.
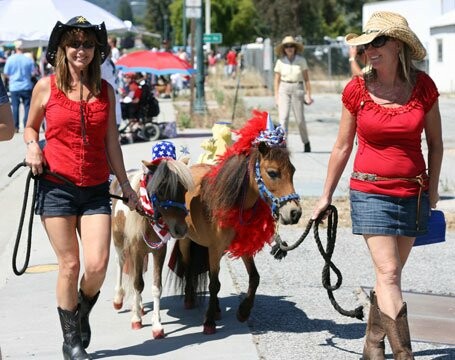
[363,0,455,93]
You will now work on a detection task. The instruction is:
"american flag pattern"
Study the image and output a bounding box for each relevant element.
[139,173,171,249]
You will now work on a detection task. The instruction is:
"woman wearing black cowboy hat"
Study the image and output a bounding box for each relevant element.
[24,16,139,360]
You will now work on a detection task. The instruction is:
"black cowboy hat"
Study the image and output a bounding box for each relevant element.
[46,15,109,66]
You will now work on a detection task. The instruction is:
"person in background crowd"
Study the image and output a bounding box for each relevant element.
[0,76,14,140]
[349,45,368,77]
[108,36,120,63]
[24,16,139,360]
[207,50,217,75]
[101,51,122,127]
[226,48,238,79]
[274,35,314,152]
[119,72,142,121]
[4,40,35,132]
[312,11,443,360]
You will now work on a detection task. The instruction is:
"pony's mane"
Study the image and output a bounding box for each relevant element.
[201,144,291,217]
[220,110,268,160]
[148,159,195,197]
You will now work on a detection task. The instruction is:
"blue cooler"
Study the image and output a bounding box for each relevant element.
[414,210,446,246]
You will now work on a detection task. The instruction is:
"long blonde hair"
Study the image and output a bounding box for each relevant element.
[54,29,102,95]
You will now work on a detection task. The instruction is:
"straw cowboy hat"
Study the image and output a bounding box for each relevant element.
[345,11,426,61]
[46,15,109,66]
[275,36,304,56]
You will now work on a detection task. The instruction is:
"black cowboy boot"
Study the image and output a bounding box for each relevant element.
[363,290,386,359]
[57,306,91,360]
[78,289,100,349]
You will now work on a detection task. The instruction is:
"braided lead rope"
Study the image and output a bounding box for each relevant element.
[271,205,364,320]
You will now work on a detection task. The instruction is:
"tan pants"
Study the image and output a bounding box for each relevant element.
[278,81,309,144]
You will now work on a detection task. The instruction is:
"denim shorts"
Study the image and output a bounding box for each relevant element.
[35,179,111,216]
[350,190,429,237]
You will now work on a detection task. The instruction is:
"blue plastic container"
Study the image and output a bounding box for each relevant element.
[414,210,446,246]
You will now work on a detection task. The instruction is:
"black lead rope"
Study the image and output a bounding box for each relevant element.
[8,161,128,276]
[270,205,364,320]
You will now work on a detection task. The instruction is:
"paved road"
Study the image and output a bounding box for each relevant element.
[0,94,454,359]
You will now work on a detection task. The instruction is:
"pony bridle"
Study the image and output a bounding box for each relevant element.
[254,160,300,220]
[150,193,188,223]
[252,114,300,220]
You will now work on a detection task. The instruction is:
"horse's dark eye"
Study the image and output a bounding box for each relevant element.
[267,170,279,179]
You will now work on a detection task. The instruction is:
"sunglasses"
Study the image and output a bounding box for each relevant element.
[361,36,390,51]
[68,40,95,49]
[284,44,295,49]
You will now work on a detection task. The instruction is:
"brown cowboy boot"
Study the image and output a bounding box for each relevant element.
[380,303,414,360]
[363,290,386,359]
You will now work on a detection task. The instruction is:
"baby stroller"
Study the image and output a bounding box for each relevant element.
[118,78,161,144]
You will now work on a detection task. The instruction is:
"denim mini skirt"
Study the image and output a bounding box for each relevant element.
[35,179,111,216]
[350,189,429,237]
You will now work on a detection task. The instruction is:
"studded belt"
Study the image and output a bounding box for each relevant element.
[351,171,428,231]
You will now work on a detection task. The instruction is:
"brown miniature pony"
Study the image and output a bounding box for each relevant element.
[170,112,302,334]
[111,142,194,338]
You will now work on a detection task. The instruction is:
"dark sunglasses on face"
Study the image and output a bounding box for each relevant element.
[68,40,95,49]
[361,36,390,51]
[284,44,295,49]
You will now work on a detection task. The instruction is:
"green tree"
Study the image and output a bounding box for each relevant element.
[117,0,134,21]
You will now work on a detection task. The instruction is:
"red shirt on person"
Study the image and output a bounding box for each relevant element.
[43,75,110,187]
[226,50,237,66]
[342,72,439,197]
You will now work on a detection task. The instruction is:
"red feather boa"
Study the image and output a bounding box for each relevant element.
[214,199,275,258]
[208,111,275,258]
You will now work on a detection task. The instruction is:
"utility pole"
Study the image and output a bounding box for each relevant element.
[194,8,206,114]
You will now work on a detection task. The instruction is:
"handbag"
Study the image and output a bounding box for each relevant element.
[414,210,446,246]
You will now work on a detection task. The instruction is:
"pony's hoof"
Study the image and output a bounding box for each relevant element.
[113,301,123,310]
[131,321,142,330]
[152,328,165,339]
[203,324,216,335]
[236,310,249,323]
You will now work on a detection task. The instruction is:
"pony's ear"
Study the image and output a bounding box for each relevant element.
[179,155,190,165]
[141,160,157,172]
[258,142,270,156]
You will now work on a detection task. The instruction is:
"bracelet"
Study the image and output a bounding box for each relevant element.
[26,140,37,146]
[348,57,355,62]
[120,180,130,189]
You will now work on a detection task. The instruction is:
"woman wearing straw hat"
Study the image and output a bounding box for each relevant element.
[274,35,314,152]
[312,11,443,360]
[24,16,139,359]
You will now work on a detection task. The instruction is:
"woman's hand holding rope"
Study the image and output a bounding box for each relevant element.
[25,140,46,177]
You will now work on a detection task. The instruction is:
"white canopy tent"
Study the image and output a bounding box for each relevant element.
[0,0,129,47]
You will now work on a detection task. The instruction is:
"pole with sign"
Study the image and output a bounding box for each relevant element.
[185,0,205,114]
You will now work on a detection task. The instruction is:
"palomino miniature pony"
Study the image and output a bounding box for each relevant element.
[170,112,302,334]
[111,141,194,338]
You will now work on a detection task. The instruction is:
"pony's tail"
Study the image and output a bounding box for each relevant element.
[167,240,209,301]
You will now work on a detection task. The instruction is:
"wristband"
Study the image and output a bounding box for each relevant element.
[348,57,355,62]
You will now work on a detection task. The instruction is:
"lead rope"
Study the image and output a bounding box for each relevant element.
[8,161,128,276]
[271,205,364,320]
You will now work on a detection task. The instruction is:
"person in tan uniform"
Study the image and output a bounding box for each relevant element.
[274,36,313,152]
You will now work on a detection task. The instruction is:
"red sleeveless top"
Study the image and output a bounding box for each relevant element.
[43,75,110,187]
[342,71,439,197]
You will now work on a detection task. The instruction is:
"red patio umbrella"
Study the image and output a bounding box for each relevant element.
[116,50,196,76]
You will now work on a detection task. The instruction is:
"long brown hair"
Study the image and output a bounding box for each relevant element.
[54,29,102,95]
